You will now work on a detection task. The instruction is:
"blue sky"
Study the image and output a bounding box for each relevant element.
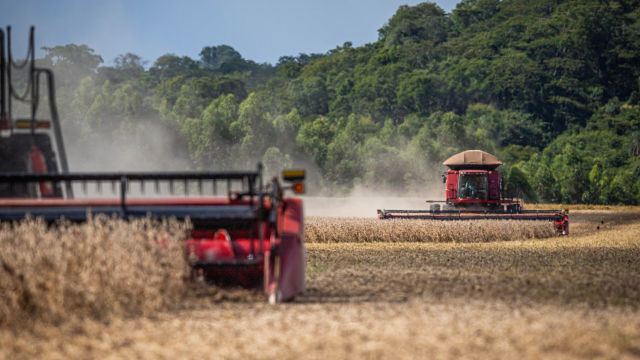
[1,0,459,66]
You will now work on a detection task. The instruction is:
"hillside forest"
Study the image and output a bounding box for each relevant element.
[12,0,640,204]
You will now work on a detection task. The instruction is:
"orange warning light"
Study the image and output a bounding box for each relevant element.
[292,182,305,194]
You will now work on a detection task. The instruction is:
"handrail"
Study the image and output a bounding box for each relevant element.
[6,26,34,106]
[0,29,6,122]
[0,171,261,182]
[35,68,73,195]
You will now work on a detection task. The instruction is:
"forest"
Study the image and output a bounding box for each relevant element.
[22,0,640,204]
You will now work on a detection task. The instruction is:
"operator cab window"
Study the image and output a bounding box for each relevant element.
[458,174,488,200]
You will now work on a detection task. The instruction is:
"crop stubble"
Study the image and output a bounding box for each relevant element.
[1,211,640,359]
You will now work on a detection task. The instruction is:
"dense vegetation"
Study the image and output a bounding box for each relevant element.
[24,0,640,203]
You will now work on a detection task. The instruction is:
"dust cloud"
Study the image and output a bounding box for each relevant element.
[303,197,434,217]
[302,184,445,217]
[65,120,190,172]
[62,119,446,208]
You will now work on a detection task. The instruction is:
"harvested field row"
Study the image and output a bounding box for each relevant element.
[305,228,640,307]
[2,300,640,360]
[0,217,190,330]
[305,217,557,243]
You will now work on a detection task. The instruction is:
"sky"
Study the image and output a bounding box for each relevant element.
[1,0,460,67]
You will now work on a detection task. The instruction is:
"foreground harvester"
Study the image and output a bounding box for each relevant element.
[0,168,308,303]
[378,150,569,235]
[0,27,306,303]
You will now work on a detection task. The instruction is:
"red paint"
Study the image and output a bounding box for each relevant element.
[181,197,306,301]
[489,171,500,200]
[29,145,54,196]
[446,171,458,202]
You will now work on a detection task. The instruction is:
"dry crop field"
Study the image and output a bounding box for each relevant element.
[305,217,556,243]
[1,210,640,359]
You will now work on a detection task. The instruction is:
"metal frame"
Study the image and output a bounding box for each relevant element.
[1,26,72,195]
[379,208,566,221]
[1,29,6,123]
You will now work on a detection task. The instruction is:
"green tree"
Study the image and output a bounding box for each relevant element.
[114,53,146,78]
[324,132,362,187]
[231,93,276,162]
[181,94,239,169]
[506,166,539,203]
[287,76,329,117]
[582,164,604,204]
[379,2,451,47]
[296,116,335,167]
[41,44,103,87]
[149,54,199,83]
[533,162,561,203]
[630,131,640,158]
[199,45,242,68]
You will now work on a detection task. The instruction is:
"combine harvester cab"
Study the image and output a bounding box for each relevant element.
[378,150,569,235]
[0,27,306,303]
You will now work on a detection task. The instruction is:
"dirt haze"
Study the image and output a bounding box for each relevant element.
[303,196,436,217]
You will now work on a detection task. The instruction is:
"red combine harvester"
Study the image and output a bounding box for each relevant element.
[378,150,569,235]
[0,27,306,303]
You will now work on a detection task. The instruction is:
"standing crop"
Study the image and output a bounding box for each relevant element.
[0,216,190,330]
[305,217,556,243]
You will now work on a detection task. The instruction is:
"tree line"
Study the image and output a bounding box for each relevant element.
[24,0,640,203]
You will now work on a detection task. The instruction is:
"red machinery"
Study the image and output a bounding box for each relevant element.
[0,27,307,303]
[378,150,569,235]
[0,169,308,303]
[1,26,70,198]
